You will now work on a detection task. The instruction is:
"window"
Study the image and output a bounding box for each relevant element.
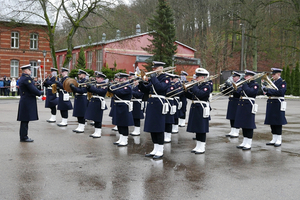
[96,50,103,71]
[72,53,77,69]
[30,33,38,49]
[30,61,38,77]
[10,60,19,78]
[11,32,19,48]
[87,51,92,69]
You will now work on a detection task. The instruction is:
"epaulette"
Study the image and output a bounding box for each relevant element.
[25,75,30,77]
[282,79,286,82]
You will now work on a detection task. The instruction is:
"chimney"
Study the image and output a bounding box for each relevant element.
[136,24,141,34]
[116,30,121,39]
[102,33,106,42]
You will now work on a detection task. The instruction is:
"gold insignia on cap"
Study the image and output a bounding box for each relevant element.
[28,80,31,83]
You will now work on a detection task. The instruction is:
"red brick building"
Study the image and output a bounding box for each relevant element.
[0,20,52,79]
[55,25,201,79]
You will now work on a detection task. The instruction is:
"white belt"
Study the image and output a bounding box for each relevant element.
[174,97,180,100]
[240,97,255,101]
[47,86,52,89]
[115,100,131,103]
[166,97,174,100]
[192,100,208,104]
[92,95,105,100]
[229,95,233,98]
[75,93,87,96]
[269,97,284,100]
[131,99,142,102]
[149,94,165,99]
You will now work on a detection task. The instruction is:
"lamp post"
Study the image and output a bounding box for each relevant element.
[43,50,47,81]
[240,24,245,71]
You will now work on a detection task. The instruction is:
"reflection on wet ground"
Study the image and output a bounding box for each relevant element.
[0,98,300,199]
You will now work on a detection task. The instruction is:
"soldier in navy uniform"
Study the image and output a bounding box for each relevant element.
[130,72,144,136]
[85,71,108,138]
[17,64,43,142]
[110,73,120,131]
[235,70,259,150]
[109,73,134,146]
[138,61,171,159]
[225,72,241,138]
[185,68,212,154]
[171,74,182,133]
[263,68,287,147]
[178,71,188,127]
[43,68,59,123]
[164,73,176,143]
[56,68,73,127]
[69,69,89,133]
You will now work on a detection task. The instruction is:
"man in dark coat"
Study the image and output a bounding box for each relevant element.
[17,64,43,142]
[138,61,171,159]
[69,69,89,133]
[85,71,108,138]
[263,68,287,147]
[235,70,259,150]
[43,68,59,123]
[56,68,73,127]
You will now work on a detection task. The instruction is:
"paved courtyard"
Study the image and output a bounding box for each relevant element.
[0,97,299,199]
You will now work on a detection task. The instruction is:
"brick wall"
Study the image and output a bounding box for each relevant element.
[0,21,53,78]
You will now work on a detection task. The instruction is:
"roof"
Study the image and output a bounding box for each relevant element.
[56,31,197,53]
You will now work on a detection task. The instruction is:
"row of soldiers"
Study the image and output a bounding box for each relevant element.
[17,62,287,160]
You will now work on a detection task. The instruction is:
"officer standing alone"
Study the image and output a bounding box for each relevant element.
[17,64,43,142]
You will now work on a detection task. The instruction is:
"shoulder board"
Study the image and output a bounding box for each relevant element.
[25,75,30,77]
[205,83,209,85]
[282,80,286,82]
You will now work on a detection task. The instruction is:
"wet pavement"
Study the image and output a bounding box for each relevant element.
[0,97,299,199]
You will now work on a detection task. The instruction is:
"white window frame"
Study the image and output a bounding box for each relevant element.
[30,33,38,50]
[30,61,38,78]
[87,51,92,69]
[10,60,19,78]
[96,50,103,71]
[11,32,19,48]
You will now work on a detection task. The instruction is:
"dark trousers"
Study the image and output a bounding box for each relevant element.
[271,125,282,135]
[165,123,172,133]
[196,133,206,142]
[60,110,68,118]
[94,122,102,129]
[50,107,57,115]
[118,126,129,136]
[174,118,178,125]
[134,118,140,127]
[77,117,85,124]
[230,120,235,128]
[242,128,253,139]
[20,121,29,140]
[150,132,164,145]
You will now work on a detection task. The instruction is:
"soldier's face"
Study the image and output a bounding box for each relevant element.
[24,69,31,75]
[232,76,240,82]
[96,77,103,82]
[272,73,280,81]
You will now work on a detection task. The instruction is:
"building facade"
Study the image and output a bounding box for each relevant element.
[55,25,201,79]
[0,21,52,79]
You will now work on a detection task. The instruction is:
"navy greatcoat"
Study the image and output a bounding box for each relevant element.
[131,85,144,119]
[139,73,171,132]
[43,76,58,108]
[85,81,108,122]
[234,80,259,129]
[111,82,134,126]
[165,82,176,124]
[264,78,287,125]
[186,82,211,133]
[178,80,188,118]
[56,76,73,111]
[17,73,42,121]
[72,78,88,117]
[173,81,183,119]
[226,81,241,120]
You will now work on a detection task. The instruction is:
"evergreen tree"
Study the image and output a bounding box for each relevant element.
[142,0,177,71]
[293,62,300,96]
[69,47,94,78]
[286,66,292,95]
[291,67,295,95]
[281,66,286,81]
[101,64,126,81]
